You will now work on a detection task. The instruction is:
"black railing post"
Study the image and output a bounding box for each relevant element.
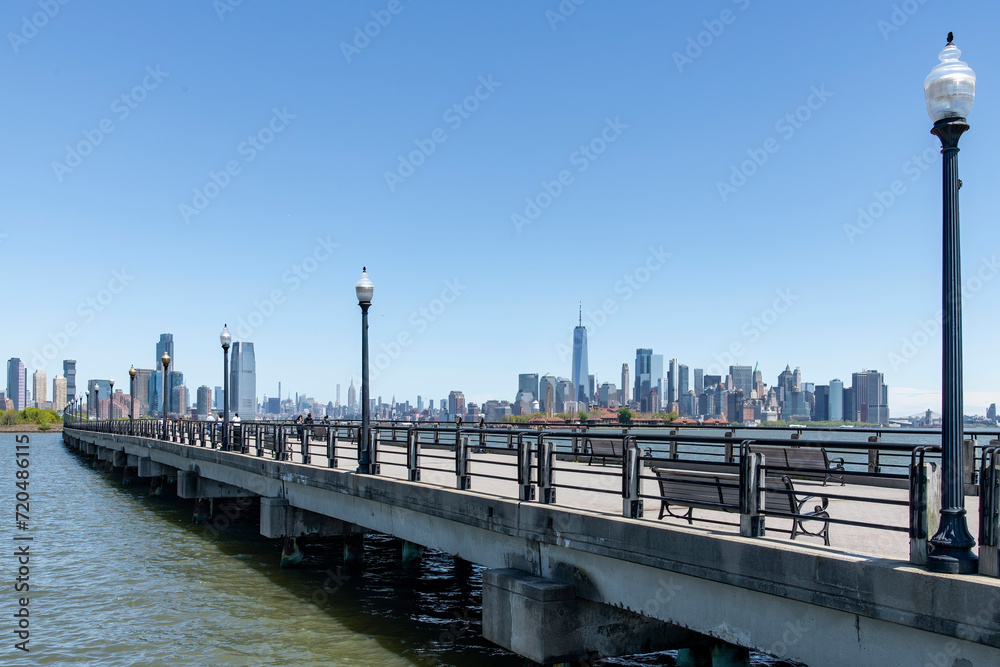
[740,441,765,539]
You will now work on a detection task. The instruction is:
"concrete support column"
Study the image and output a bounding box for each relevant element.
[482,568,695,664]
[401,541,423,563]
[281,537,303,568]
[344,534,365,565]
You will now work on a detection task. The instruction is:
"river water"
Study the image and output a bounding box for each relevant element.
[1,432,802,666]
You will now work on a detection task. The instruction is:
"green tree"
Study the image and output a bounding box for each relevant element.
[617,407,632,425]
[578,410,589,422]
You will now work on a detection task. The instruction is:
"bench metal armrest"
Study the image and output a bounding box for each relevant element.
[782,475,830,514]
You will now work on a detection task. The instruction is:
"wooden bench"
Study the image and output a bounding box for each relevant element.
[650,467,831,545]
[748,445,845,486]
[587,438,623,465]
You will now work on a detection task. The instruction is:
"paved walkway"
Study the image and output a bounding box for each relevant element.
[283,438,978,563]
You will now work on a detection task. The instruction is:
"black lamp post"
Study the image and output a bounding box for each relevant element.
[108,378,115,421]
[924,34,978,574]
[355,267,374,474]
[129,366,136,421]
[221,324,231,451]
[161,351,171,440]
[93,383,99,421]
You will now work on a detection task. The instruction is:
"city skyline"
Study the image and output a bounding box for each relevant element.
[2,4,999,417]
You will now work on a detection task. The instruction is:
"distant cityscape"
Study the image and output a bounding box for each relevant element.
[4,316,998,427]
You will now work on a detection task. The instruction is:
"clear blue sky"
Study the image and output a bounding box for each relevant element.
[3,0,999,416]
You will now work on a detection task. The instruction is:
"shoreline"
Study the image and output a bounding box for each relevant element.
[0,424,64,433]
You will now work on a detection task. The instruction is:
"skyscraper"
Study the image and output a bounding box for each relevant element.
[634,349,652,407]
[449,391,466,418]
[32,370,47,407]
[230,342,256,416]
[571,306,590,405]
[620,363,630,406]
[665,357,677,405]
[197,386,212,416]
[852,370,888,424]
[53,375,67,411]
[539,375,557,414]
[6,359,26,411]
[829,379,844,421]
[63,359,76,402]
[730,365,753,397]
[348,379,357,412]
[518,373,540,402]
[149,372,162,416]
[693,368,704,396]
[156,333,174,368]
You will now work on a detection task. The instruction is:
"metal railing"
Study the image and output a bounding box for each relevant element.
[65,417,995,570]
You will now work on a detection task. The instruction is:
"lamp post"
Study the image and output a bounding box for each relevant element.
[129,366,136,422]
[161,351,171,440]
[93,383,100,421]
[108,378,115,421]
[355,267,374,474]
[221,324,231,451]
[924,33,978,574]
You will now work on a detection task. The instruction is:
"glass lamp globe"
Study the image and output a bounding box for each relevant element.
[220,324,232,350]
[355,267,374,304]
[925,38,975,122]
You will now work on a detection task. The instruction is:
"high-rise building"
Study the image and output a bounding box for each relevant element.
[598,382,617,408]
[571,307,590,405]
[63,359,76,402]
[852,370,888,424]
[53,375,67,412]
[829,379,844,421]
[693,368,704,396]
[6,359,27,411]
[149,372,163,416]
[132,369,153,417]
[32,370,47,407]
[156,333,174,368]
[665,358,677,404]
[172,385,188,417]
[634,349,652,406]
[620,363,630,406]
[539,375,557,415]
[336,384,341,407]
[813,385,830,421]
[730,365,753,397]
[652,354,665,400]
[448,391,466,418]
[169,372,185,413]
[989,403,998,422]
[213,386,223,409]
[230,342,256,417]
[196,386,212,417]
[348,379,357,412]
[518,373,540,403]
[678,364,689,397]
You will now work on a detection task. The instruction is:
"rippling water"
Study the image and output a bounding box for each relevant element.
[2,433,802,666]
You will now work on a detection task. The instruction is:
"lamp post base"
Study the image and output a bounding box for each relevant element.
[926,552,978,574]
[927,510,979,574]
[355,465,370,475]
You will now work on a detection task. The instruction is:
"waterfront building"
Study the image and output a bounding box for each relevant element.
[133,369,153,416]
[230,342,256,416]
[33,369,47,407]
[730,365,753,398]
[448,391,466,419]
[197,386,212,417]
[53,375,67,412]
[539,375,557,415]
[598,382,617,408]
[518,373,539,404]
[571,309,590,404]
[6,358,27,411]
[620,363,630,406]
[813,385,830,421]
[852,370,888,424]
[156,333,174,368]
[634,349,652,406]
[63,359,76,402]
[829,379,844,421]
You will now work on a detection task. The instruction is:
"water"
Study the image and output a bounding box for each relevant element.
[1,433,801,666]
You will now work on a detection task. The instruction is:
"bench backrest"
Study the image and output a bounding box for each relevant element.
[783,447,828,471]
[589,438,622,457]
[763,476,797,514]
[651,467,739,509]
